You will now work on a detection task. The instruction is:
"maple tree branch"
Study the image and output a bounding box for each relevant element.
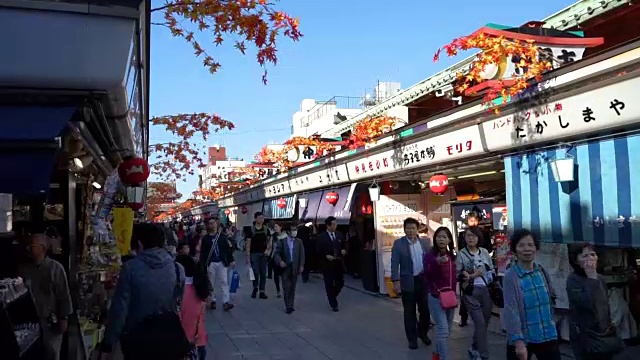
[150,0,276,13]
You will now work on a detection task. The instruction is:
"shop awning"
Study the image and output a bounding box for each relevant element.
[505,133,640,248]
[0,106,76,141]
[0,106,76,195]
[0,150,58,194]
[262,195,296,220]
[298,190,323,223]
[316,185,355,225]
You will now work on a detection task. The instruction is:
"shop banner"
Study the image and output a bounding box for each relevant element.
[374,194,427,295]
[484,75,640,152]
[288,164,350,194]
[112,207,134,256]
[262,195,296,219]
[347,126,484,181]
[505,133,640,247]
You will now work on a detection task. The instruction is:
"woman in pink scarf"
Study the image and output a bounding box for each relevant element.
[176,255,212,359]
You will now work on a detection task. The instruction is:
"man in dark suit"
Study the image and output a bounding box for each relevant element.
[390,217,432,350]
[316,216,346,311]
[199,218,235,311]
[272,224,305,314]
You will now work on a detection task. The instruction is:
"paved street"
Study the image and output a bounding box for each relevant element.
[202,257,506,360]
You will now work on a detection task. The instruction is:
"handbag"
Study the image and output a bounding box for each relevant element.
[438,259,458,310]
[120,263,191,360]
[575,324,625,355]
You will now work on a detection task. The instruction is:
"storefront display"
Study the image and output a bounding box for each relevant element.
[0,277,42,359]
[373,194,425,294]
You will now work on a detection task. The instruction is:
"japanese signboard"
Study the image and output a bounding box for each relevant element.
[483,75,640,152]
[288,164,350,193]
[347,126,485,181]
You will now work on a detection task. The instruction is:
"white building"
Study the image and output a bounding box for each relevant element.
[292,82,409,138]
[200,158,246,189]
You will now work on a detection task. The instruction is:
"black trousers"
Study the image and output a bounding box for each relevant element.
[459,298,469,322]
[400,275,431,343]
[323,260,344,308]
[506,340,562,360]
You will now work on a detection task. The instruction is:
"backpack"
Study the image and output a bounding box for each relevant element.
[120,263,191,359]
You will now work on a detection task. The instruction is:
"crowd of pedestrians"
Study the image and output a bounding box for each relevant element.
[81,210,626,360]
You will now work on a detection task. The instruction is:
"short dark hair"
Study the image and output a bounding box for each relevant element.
[568,242,595,275]
[467,211,480,220]
[464,226,484,244]
[132,223,165,249]
[325,216,337,226]
[403,217,420,228]
[254,211,263,219]
[510,229,539,254]
[177,242,189,252]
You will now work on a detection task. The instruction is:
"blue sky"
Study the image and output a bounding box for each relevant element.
[149,0,577,197]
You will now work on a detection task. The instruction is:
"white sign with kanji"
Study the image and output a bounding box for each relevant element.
[483,75,640,152]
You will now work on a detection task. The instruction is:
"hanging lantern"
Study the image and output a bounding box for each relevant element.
[325,191,339,206]
[118,156,150,185]
[241,206,248,214]
[224,208,231,215]
[126,186,145,211]
[429,174,449,195]
[276,198,287,209]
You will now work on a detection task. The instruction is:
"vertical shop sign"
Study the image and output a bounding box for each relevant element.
[112,207,134,256]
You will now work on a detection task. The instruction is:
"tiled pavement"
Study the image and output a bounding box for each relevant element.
[202,258,507,360]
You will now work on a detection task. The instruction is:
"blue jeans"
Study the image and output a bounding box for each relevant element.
[428,294,455,360]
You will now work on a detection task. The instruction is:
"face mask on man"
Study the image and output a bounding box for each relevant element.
[290,231,298,237]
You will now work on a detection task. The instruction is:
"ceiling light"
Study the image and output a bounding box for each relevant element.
[92,182,102,189]
[456,171,498,179]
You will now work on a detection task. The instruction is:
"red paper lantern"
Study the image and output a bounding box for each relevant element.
[325,191,339,205]
[224,208,231,215]
[241,206,248,214]
[118,156,150,185]
[276,198,287,209]
[128,202,144,211]
[429,174,449,195]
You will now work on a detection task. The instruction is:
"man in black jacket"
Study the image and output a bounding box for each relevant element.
[316,216,347,311]
[199,218,235,311]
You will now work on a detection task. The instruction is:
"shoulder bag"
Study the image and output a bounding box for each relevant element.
[438,258,458,310]
[120,263,191,360]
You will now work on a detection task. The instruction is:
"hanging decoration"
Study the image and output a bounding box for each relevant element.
[241,206,248,214]
[118,156,151,185]
[276,197,287,209]
[325,191,339,206]
[224,208,231,215]
[349,115,397,149]
[429,174,449,195]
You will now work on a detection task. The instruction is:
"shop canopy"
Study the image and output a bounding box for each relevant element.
[0,106,76,195]
[505,133,640,248]
[316,185,355,226]
[298,190,323,223]
[262,195,296,220]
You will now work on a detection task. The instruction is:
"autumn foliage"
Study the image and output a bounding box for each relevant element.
[146,182,181,220]
[255,115,399,170]
[149,0,302,181]
[434,32,554,112]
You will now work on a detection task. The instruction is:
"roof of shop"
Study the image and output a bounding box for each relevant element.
[323,0,631,137]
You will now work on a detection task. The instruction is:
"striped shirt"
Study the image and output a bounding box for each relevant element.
[512,263,557,344]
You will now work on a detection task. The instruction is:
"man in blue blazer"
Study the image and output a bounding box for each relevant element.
[390,217,432,350]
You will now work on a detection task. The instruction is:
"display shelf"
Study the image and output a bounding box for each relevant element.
[0,278,43,359]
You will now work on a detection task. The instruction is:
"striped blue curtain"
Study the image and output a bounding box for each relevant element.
[505,134,640,248]
[263,195,297,219]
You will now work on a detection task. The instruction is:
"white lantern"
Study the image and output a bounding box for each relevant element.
[299,197,307,208]
[549,157,574,182]
[368,183,380,202]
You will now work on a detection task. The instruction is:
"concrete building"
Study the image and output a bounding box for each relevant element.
[198,145,246,189]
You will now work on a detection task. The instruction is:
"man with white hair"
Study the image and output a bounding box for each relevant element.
[18,233,73,360]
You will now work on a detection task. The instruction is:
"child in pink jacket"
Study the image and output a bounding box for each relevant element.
[176,255,212,360]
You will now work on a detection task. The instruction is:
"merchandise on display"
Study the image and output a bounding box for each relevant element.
[0,277,27,305]
[14,323,39,355]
